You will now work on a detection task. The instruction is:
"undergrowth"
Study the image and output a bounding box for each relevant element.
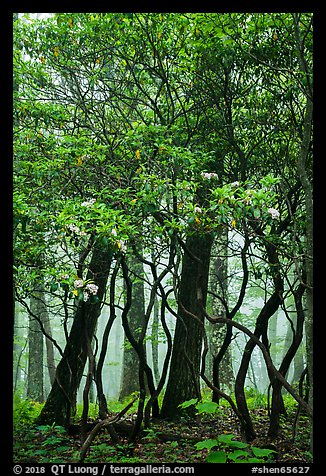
[13,388,312,464]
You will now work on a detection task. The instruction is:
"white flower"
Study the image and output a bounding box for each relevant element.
[231,181,239,187]
[68,224,80,234]
[111,228,117,236]
[81,198,96,207]
[60,274,69,280]
[83,291,90,302]
[194,206,203,213]
[201,172,218,180]
[85,283,99,295]
[267,207,280,219]
[67,224,87,237]
[74,279,84,288]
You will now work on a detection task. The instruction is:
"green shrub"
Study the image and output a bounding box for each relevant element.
[195,433,276,463]
[13,394,44,432]
[179,398,277,463]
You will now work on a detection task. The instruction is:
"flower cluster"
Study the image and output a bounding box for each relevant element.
[74,279,84,288]
[267,207,280,219]
[83,283,99,302]
[67,224,87,237]
[81,198,96,208]
[194,206,203,214]
[230,181,239,187]
[73,279,99,302]
[201,172,218,180]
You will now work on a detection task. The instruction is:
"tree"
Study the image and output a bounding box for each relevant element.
[160,233,213,418]
[38,243,113,425]
[27,292,44,402]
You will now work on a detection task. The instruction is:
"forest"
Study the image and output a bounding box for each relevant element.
[13,12,313,466]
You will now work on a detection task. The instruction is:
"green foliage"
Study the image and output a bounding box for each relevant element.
[245,387,268,409]
[180,396,276,463]
[195,401,219,414]
[13,393,44,433]
[13,407,72,463]
[194,433,276,463]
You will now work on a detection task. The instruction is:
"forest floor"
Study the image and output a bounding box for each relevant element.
[13,402,312,464]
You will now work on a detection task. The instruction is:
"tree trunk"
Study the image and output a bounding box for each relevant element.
[151,293,161,386]
[13,303,24,393]
[160,233,213,419]
[27,292,44,402]
[119,253,147,399]
[292,14,313,450]
[297,98,313,418]
[39,290,56,387]
[37,243,113,426]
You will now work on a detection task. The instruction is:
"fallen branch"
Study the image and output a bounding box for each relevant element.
[79,396,138,462]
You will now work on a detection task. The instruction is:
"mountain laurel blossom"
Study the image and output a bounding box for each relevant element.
[267,207,280,219]
[81,198,96,207]
[85,283,99,295]
[74,279,84,288]
[67,224,87,237]
[83,292,91,302]
[73,281,99,302]
[201,172,218,179]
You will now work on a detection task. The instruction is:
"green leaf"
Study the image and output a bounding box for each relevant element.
[100,236,108,247]
[228,449,249,461]
[34,449,48,456]
[253,208,261,219]
[50,281,59,292]
[195,401,218,414]
[178,398,197,409]
[218,434,248,448]
[195,439,219,451]
[251,447,276,458]
[207,450,227,463]
[56,445,70,452]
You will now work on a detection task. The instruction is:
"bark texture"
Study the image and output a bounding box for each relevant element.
[160,233,213,419]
